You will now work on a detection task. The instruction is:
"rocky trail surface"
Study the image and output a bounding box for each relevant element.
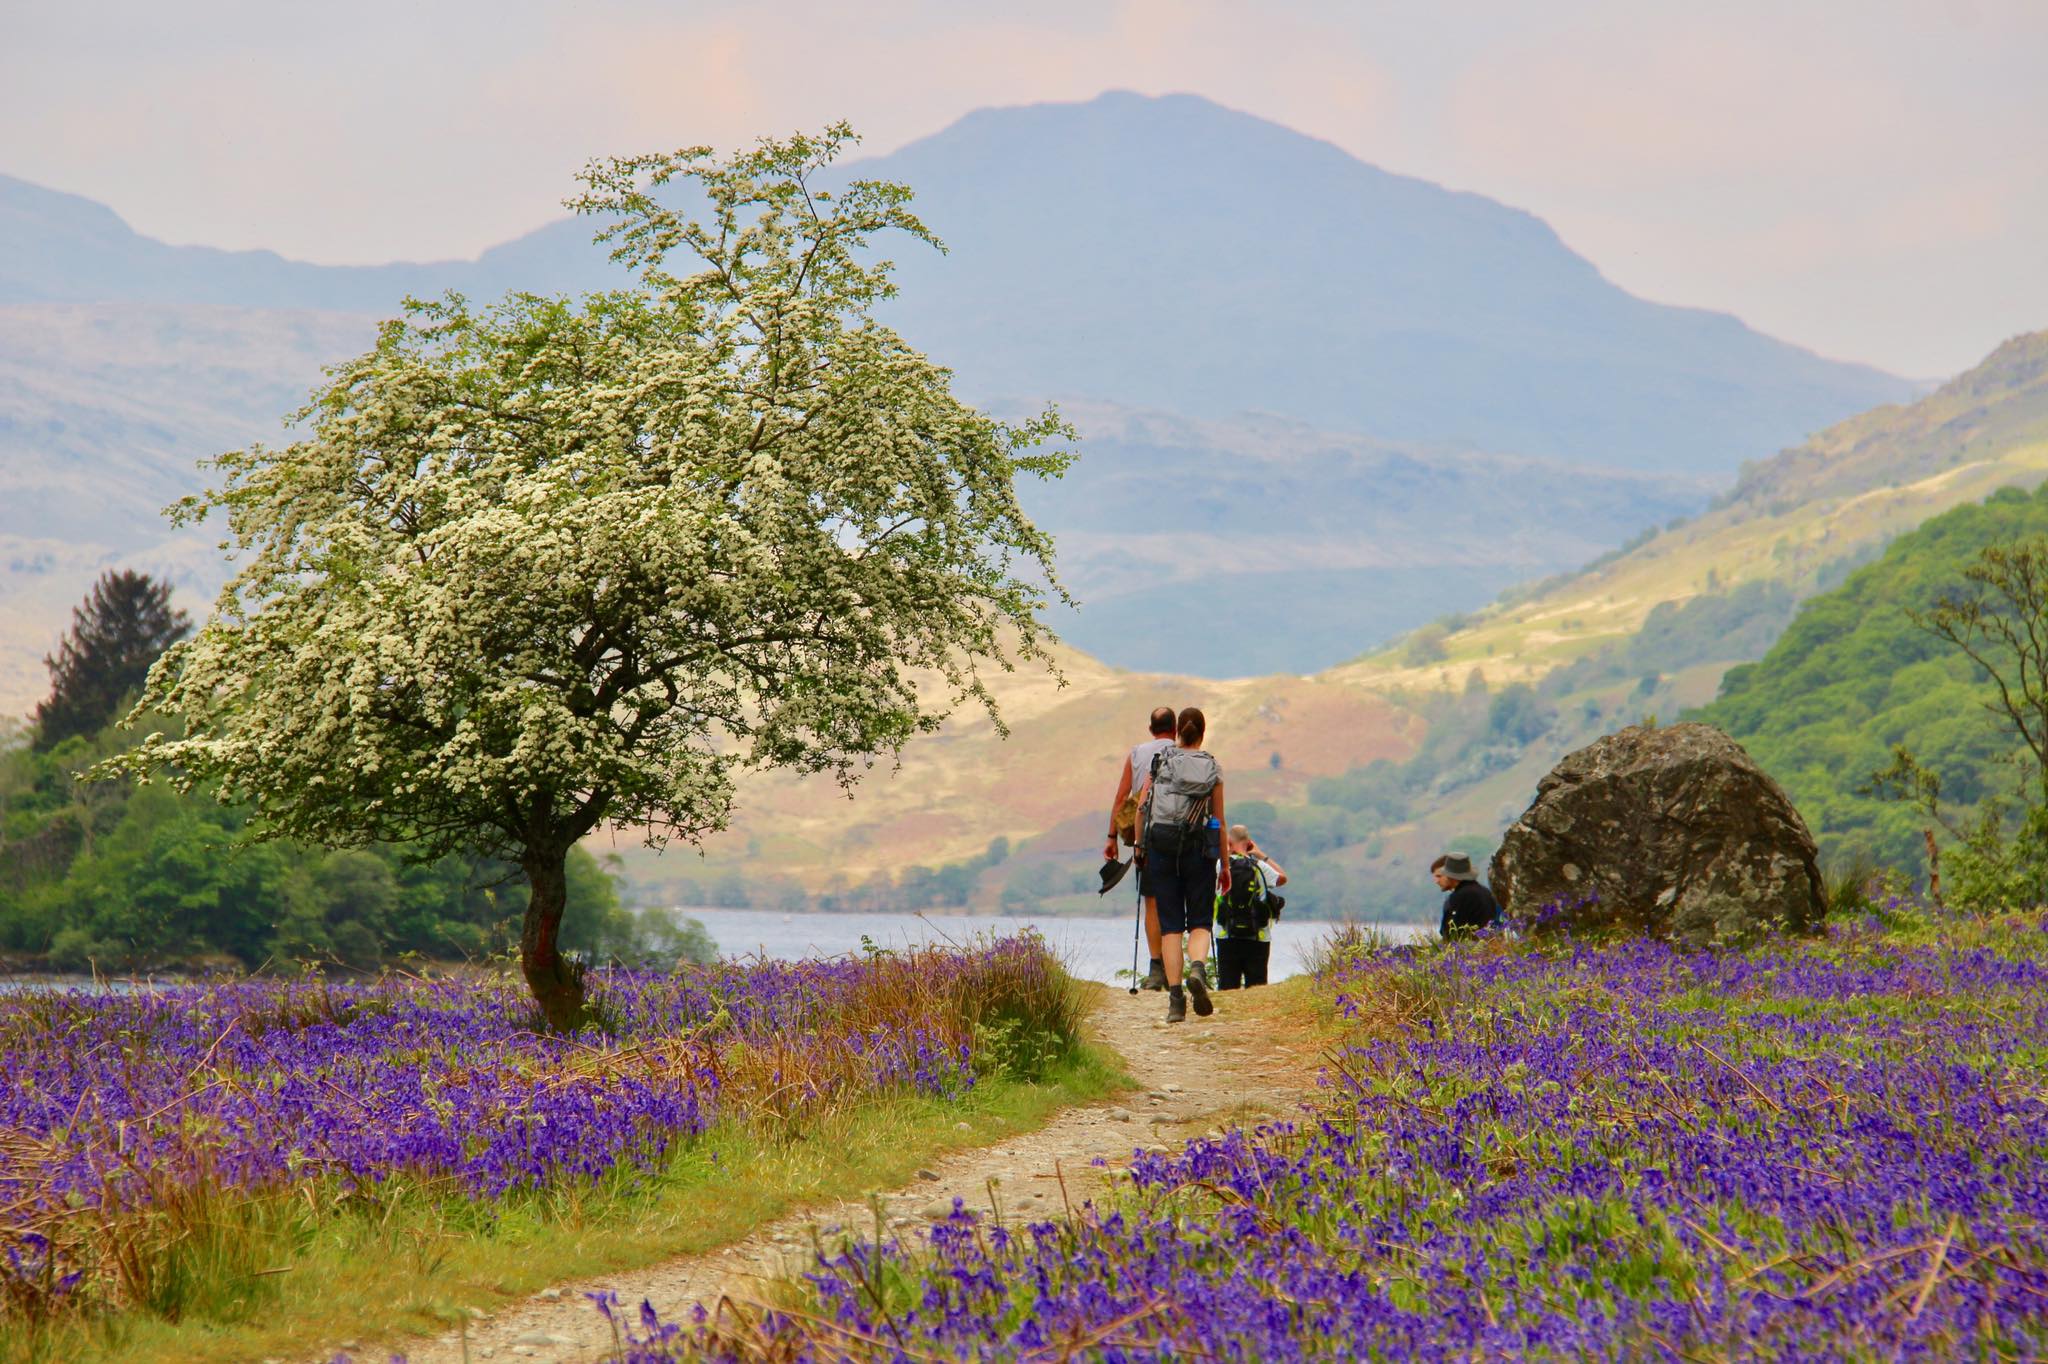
[360,982,1324,1364]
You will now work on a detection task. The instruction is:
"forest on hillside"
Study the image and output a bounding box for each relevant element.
[1699,482,2048,894]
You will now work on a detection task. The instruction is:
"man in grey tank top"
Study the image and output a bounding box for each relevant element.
[1106,706,1177,990]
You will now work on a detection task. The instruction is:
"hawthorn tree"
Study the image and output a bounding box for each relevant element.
[106,126,1073,1028]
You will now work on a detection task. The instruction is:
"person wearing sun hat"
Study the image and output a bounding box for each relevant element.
[1431,851,1501,941]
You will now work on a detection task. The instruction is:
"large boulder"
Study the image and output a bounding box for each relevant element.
[1490,722,1824,944]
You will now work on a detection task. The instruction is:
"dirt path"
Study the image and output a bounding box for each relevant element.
[372,982,1323,1364]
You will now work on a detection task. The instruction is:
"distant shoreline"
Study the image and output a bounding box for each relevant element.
[0,908,1433,984]
[652,904,1435,925]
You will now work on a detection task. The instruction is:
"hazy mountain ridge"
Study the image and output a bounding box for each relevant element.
[0,86,1924,831]
[1030,402,1705,674]
[866,94,1912,472]
[1715,332,2048,514]
[0,303,376,711]
[3,92,1909,473]
[1331,330,2048,695]
[0,316,1700,708]
[0,177,453,312]
[3,91,1833,694]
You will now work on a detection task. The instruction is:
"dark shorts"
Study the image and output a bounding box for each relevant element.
[1137,857,1156,901]
[1148,839,1215,937]
[1216,937,1270,989]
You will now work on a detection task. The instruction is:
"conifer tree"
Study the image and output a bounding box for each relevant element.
[34,570,191,750]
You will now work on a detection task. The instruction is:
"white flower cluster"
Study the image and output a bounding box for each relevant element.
[107,127,1075,885]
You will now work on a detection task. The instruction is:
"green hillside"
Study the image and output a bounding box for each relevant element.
[1329,330,2048,694]
[1697,483,2048,869]
[1209,331,2048,919]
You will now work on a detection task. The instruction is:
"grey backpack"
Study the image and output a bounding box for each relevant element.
[1142,748,1219,854]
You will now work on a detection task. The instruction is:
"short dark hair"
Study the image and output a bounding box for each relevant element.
[1429,855,1448,874]
[1176,706,1206,748]
[1149,706,1176,736]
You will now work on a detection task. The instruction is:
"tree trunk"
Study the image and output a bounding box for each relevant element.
[520,845,586,1031]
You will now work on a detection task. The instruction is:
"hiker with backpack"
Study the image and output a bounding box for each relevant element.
[1134,706,1227,1023]
[1215,825,1287,989]
[1105,706,1179,991]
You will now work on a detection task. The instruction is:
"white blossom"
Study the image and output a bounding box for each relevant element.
[104,126,1073,1024]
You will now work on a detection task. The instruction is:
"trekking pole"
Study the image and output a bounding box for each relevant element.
[1127,870,1142,995]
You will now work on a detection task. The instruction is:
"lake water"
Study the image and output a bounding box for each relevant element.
[676,908,1428,984]
[0,912,1429,993]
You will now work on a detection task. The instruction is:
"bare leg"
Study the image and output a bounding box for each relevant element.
[1162,931,1184,985]
[1187,926,1213,973]
[1144,897,1163,960]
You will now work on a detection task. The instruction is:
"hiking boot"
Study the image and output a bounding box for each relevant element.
[1139,959,1167,991]
[1165,985,1187,1023]
[1186,964,1214,1017]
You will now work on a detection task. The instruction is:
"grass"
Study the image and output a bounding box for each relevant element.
[1,941,1125,1364]
[614,912,2048,1360]
[11,1043,1123,1364]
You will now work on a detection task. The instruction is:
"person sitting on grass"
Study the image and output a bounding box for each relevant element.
[1432,852,1501,941]
[1215,825,1286,989]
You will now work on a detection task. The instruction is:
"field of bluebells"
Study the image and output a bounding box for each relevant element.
[0,935,1079,1335]
[611,909,2048,1361]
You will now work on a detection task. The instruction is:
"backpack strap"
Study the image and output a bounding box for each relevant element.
[1137,748,1165,834]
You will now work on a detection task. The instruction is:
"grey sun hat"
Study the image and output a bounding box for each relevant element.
[1438,852,1478,882]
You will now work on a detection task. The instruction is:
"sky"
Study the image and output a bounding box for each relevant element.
[4,0,2044,379]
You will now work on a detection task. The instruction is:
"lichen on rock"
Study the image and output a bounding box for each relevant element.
[1491,722,1824,946]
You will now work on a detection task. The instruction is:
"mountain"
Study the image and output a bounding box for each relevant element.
[3,93,1910,475]
[0,303,376,711]
[1330,331,2048,693]
[863,93,1912,473]
[0,91,1917,709]
[0,345,1695,705]
[1028,404,1701,675]
[0,175,617,313]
